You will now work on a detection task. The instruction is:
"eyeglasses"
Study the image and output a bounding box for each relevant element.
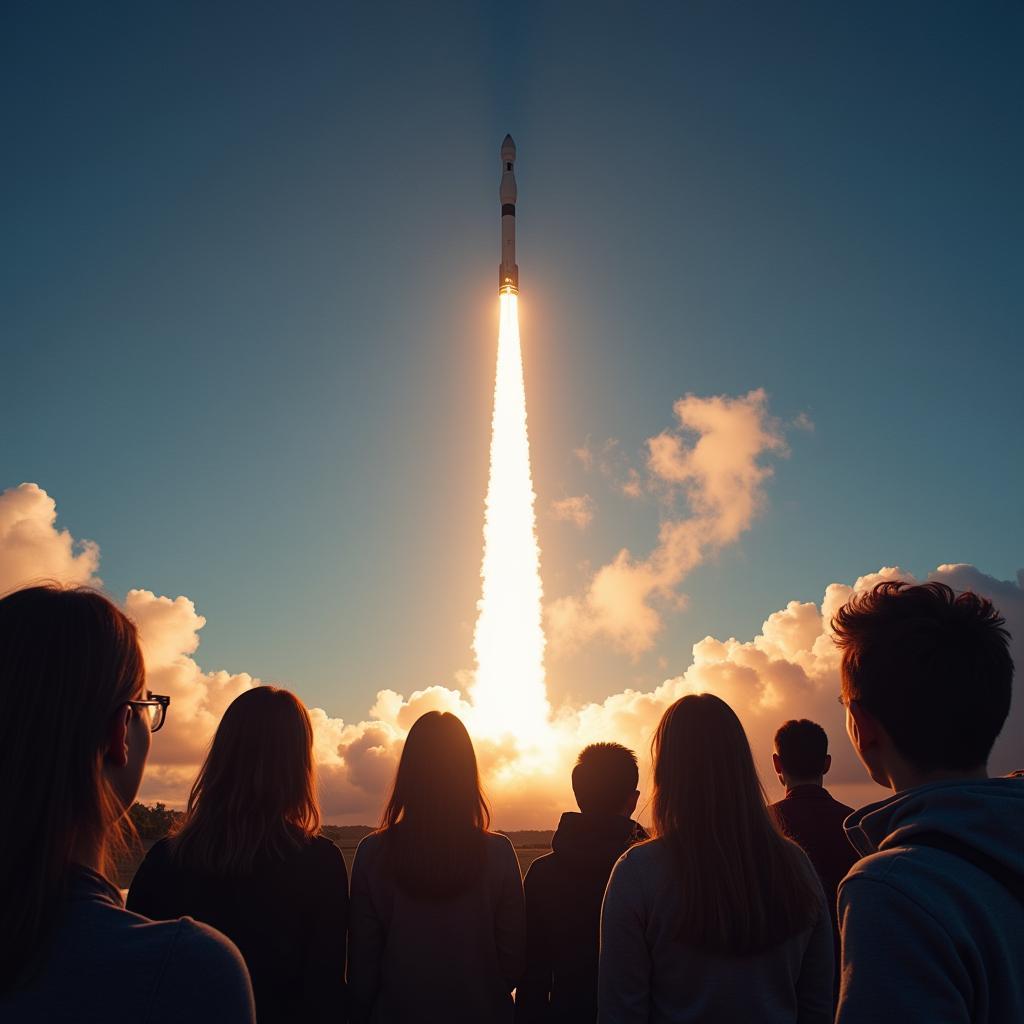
[127,694,170,732]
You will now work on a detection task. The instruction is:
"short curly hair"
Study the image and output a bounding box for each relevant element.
[832,581,1013,771]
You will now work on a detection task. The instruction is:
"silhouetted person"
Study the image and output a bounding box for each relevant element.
[600,694,832,1023]
[832,582,1022,1023]
[128,687,346,1024]
[769,718,858,1000]
[0,586,254,1022]
[516,742,647,1023]
[347,711,525,1023]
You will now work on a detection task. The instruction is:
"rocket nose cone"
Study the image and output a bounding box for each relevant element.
[500,134,516,161]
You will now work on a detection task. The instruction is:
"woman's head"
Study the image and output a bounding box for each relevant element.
[172,686,320,873]
[652,693,764,839]
[382,711,489,830]
[0,585,150,990]
[379,711,490,897]
[650,693,819,954]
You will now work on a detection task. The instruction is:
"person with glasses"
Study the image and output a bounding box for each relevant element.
[128,686,348,1024]
[0,584,255,1023]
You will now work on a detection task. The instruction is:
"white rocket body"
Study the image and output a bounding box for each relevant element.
[499,134,519,293]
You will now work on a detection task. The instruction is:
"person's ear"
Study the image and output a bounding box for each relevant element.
[105,705,131,769]
[822,753,832,777]
[625,790,639,817]
[847,701,880,756]
[771,752,783,779]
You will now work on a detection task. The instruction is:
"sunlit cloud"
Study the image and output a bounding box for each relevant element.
[551,495,595,529]
[548,389,786,656]
[0,483,100,592]
[1,482,1020,829]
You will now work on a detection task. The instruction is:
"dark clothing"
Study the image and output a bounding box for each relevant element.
[770,784,858,1004]
[348,829,525,1023]
[516,812,647,1024]
[0,866,254,1024]
[770,786,858,927]
[127,834,347,1024]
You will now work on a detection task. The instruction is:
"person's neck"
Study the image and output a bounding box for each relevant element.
[70,837,104,875]
[785,777,823,791]
[888,764,988,793]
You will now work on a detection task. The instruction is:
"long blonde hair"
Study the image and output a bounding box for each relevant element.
[651,693,819,954]
[171,686,321,873]
[0,586,145,991]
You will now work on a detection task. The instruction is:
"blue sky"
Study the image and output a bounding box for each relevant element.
[3,1,1022,725]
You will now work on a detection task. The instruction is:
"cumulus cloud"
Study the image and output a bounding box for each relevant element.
[549,390,786,655]
[1,483,1020,828]
[0,483,100,593]
[551,495,594,529]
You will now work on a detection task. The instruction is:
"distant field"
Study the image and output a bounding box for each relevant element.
[114,829,553,890]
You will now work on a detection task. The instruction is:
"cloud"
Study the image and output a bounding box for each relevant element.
[1,483,1020,829]
[549,390,786,655]
[0,483,100,593]
[541,562,1024,821]
[551,495,594,529]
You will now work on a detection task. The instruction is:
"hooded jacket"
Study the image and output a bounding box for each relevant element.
[515,812,646,1023]
[836,777,1024,1024]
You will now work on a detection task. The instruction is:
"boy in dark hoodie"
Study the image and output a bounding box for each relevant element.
[516,742,646,1023]
[832,581,1022,1024]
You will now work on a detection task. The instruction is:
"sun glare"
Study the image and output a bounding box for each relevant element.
[470,292,552,746]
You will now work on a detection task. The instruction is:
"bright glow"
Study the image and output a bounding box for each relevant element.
[470,292,551,745]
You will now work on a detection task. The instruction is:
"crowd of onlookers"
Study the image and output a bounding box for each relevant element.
[0,579,1020,1023]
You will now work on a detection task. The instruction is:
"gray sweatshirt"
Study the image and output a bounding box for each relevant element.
[837,777,1024,1024]
[348,830,525,1023]
[598,838,833,1023]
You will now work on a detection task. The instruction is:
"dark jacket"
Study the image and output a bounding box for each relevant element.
[769,785,858,935]
[837,778,1024,1024]
[516,812,646,1023]
[348,829,525,1023]
[127,834,348,1024]
[1,866,254,1023]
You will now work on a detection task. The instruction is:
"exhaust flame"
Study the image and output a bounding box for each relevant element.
[470,292,551,744]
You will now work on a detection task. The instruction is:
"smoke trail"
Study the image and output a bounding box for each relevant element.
[470,293,551,742]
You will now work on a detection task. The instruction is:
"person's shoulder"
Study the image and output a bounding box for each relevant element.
[171,916,247,967]
[139,835,174,867]
[613,836,666,876]
[484,830,519,863]
[161,918,254,1015]
[305,833,348,864]
[821,788,856,816]
[523,849,556,887]
[353,829,387,866]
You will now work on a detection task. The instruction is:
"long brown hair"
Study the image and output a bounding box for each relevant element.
[651,693,820,954]
[378,711,490,898]
[0,585,145,991]
[170,686,320,874]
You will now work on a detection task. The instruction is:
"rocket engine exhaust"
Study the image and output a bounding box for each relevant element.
[470,136,550,744]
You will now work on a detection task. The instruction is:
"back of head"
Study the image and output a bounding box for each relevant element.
[832,581,1013,771]
[572,742,639,815]
[652,693,819,954]
[380,711,490,898]
[774,719,829,782]
[0,585,145,991]
[172,686,320,874]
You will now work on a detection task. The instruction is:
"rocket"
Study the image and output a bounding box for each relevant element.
[499,134,519,294]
